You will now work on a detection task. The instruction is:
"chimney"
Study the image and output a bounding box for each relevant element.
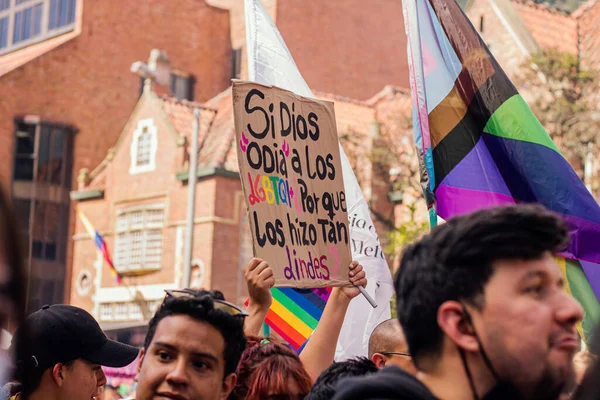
[148,49,171,87]
[130,49,171,93]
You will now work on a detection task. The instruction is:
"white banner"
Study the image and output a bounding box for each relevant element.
[244,0,394,359]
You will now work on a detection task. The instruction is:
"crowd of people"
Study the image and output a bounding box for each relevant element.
[0,182,599,400]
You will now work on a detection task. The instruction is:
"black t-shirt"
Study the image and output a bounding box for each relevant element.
[331,366,528,400]
[332,366,438,400]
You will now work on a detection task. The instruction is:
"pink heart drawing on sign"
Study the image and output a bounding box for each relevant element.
[239,131,249,152]
[281,140,290,157]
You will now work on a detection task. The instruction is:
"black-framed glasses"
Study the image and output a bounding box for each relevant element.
[165,289,249,317]
[379,351,411,358]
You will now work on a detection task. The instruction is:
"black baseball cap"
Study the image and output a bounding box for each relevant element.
[12,304,139,371]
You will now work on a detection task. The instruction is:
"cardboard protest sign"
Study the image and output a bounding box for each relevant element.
[233,81,352,288]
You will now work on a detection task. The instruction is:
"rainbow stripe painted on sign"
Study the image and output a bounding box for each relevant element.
[404,0,600,339]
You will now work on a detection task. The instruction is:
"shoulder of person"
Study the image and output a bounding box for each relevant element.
[332,366,436,400]
[0,382,21,400]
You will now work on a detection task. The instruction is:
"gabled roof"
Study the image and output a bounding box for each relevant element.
[74,83,415,198]
[511,0,578,54]
[463,0,580,55]
[74,86,234,194]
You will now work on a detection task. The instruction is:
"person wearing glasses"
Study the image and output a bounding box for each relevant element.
[368,319,416,373]
[135,289,247,400]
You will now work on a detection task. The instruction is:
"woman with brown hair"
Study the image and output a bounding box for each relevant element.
[231,336,312,400]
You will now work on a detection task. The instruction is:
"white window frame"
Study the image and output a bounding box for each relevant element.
[128,302,143,320]
[0,0,77,55]
[129,118,158,175]
[114,202,164,275]
[99,303,113,321]
[114,302,128,321]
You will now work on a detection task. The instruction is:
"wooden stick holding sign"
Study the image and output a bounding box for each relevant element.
[233,80,354,289]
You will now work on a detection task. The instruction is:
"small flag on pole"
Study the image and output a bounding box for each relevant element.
[76,208,121,284]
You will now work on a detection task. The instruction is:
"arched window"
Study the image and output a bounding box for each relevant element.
[130,119,157,174]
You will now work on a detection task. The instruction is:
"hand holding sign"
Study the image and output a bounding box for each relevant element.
[246,257,275,309]
[338,261,367,301]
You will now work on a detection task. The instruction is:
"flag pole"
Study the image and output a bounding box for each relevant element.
[183,108,200,288]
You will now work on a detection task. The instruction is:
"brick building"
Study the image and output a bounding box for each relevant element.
[464,0,600,194]
[1,0,414,314]
[575,0,600,71]
[210,0,410,99]
[0,0,235,312]
[70,52,412,331]
[464,0,597,76]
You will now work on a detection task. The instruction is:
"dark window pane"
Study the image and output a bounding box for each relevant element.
[45,243,56,260]
[67,0,76,25]
[16,0,34,4]
[44,203,59,261]
[33,3,43,36]
[232,48,242,79]
[13,11,23,44]
[13,199,31,234]
[0,17,8,49]
[31,201,45,259]
[57,205,68,262]
[170,74,193,101]
[31,240,43,258]
[49,128,64,185]
[22,7,32,41]
[14,158,34,181]
[0,0,9,11]
[58,0,68,27]
[15,123,36,155]
[49,0,57,29]
[37,126,51,183]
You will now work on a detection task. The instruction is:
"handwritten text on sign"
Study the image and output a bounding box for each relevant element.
[233,81,351,288]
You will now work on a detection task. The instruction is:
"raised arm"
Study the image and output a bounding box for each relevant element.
[243,257,275,337]
[299,261,367,382]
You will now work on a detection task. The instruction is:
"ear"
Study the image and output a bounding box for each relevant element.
[437,301,479,353]
[220,373,237,399]
[371,353,386,369]
[135,348,146,382]
[51,363,66,387]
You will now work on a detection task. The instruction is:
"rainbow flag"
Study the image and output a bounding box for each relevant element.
[267,287,331,350]
[247,287,330,351]
[404,0,600,339]
[77,208,122,284]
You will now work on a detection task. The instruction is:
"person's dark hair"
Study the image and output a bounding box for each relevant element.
[395,204,568,369]
[305,357,378,400]
[0,184,26,324]
[144,289,246,376]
